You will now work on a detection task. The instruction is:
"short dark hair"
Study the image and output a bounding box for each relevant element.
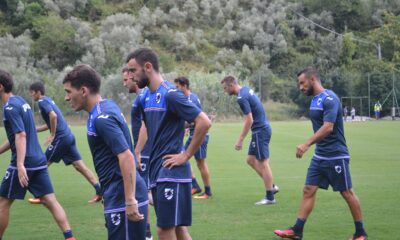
[297,67,319,80]
[29,82,45,95]
[125,48,159,72]
[221,75,237,85]
[174,76,190,88]
[0,69,13,93]
[62,64,101,94]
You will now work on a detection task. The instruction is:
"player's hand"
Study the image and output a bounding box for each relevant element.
[235,139,243,151]
[296,143,309,158]
[162,152,189,169]
[125,200,144,222]
[185,128,189,137]
[135,151,142,170]
[44,135,54,147]
[17,165,29,187]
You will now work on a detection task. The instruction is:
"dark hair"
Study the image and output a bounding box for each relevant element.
[296,67,319,80]
[125,48,159,72]
[0,69,13,93]
[174,76,190,88]
[121,66,129,73]
[221,75,237,85]
[29,82,45,95]
[62,64,101,94]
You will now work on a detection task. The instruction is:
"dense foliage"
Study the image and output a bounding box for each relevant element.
[1,0,400,118]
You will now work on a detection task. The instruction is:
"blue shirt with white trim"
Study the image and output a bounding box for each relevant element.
[38,96,71,138]
[237,86,270,131]
[138,81,201,188]
[87,99,147,209]
[3,96,47,168]
[309,89,349,160]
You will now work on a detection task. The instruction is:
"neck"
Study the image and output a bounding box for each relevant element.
[1,92,13,103]
[148,72,164,92]
[183,89,190,96]
[84,94,102,112]
[234,85,241,95]
[313,84,325,96]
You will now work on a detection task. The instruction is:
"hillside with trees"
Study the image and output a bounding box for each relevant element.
[1,0,399,119]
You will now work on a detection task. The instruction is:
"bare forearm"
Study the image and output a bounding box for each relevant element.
[135,122,147,155]
[36,124,49,132]
[239,115,252,141]
[185,112,212,158]
[49,112,57,136]
[304,123,333,146]
[0,140,10,154]
[118,150,137,204]
[15,133,27,167]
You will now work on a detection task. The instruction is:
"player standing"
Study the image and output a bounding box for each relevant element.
[221,75,278,205]
[28,82,101,204]
[0,69,76,240]
[126,48,211,240]
[63,64,148,239]
[274,67,368,240]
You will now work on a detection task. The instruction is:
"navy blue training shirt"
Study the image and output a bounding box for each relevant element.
[3,96,47,168]
[309,89,349,160]
[38,96,71,137]
[237,86,270,131]
[138,81,201,188]
[131,88,151,157]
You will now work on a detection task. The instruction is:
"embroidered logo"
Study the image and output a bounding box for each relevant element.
[317,98,322,105]
[335,165,342,174]
[164,188,174,200]
[156,93,161,103]
[111,213,121,226]
[4,171,10,180]
[48,144,54,151]
[252,141,256,148]
[140,163,146,172]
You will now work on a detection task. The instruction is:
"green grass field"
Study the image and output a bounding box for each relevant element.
[1,121,399,239]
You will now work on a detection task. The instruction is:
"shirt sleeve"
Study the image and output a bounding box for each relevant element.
[166,89,201,123]
[94,115,130,156]
[323,97,339,123]
[4,105,25,134]
[39,100,54,115]
[237,97,251,115]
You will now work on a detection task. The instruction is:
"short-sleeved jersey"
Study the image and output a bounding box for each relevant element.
[237,86,270,131]
[309,89,349,160]
[131,88,151,157]
[38,96,71,137]
[87,99,146,199]
[3,96,46,168]
[187,92,209,137]
[138,81,201,188]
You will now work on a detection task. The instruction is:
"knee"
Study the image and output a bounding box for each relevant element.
[196,160,205,169]
[72,162,83,172]
[302,186,316,198]
[246,158,254,166]
[341,189,356,200]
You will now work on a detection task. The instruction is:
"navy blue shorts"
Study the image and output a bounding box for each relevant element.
[185,135,209,160]
[46,134,82,165]
[306,158,353,192]
[151,182,192,228]
[0,166,54,200]
[104,203,148,240]
[248,127,271,160]
[138,156,150,189]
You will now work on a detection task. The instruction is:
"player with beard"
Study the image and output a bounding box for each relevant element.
[274,67,368,240]
[126,48,212,240]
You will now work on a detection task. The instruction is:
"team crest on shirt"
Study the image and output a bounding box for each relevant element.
[111,213,121,226]
[335,165,342,174]
[317,98,322,105]
[164,188,174,200]
[156,93,161,103]
[4,171,10,180]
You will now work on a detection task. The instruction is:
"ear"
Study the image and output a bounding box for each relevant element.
[81,86,88,96]
[144,62,152,72]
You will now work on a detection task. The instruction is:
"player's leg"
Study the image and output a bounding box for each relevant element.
[186,138,201,195]
[193,159,212,199]
[0,197,13,238]
[176,226,192,240]
[40,194,73,232]
[341,189,367,239]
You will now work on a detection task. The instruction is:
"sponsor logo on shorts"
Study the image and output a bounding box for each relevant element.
[164,188,174,200]
[111,213,121,226]
[335,165,342,174]
[48,144,54,151]
[140,163,146,172]
[252,141,256,148]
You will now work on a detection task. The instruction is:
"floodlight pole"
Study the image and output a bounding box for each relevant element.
[368,73,371,118]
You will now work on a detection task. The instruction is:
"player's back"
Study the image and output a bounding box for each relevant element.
[237,86,269,131]
[38,96,71,137]
[3,96,46,168]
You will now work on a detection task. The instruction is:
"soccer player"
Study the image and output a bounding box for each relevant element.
[122,66,153,240]
[126,48,211,240]
[0,69,76,240]
[274,67,368,240]
[174,76,212,199]
[28,82,101,204]
[221,75,278,205]
[63,64,148,239]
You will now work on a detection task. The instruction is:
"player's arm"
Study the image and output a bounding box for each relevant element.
[15,131,29,187]
[296,122,334,158]
[36,124,49,132]
[43,111,57,146]
[117,149,144,221]
[134,121,147,165]
[0,140,11,154]
[163,112,211,169]
[235,113,253,151]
